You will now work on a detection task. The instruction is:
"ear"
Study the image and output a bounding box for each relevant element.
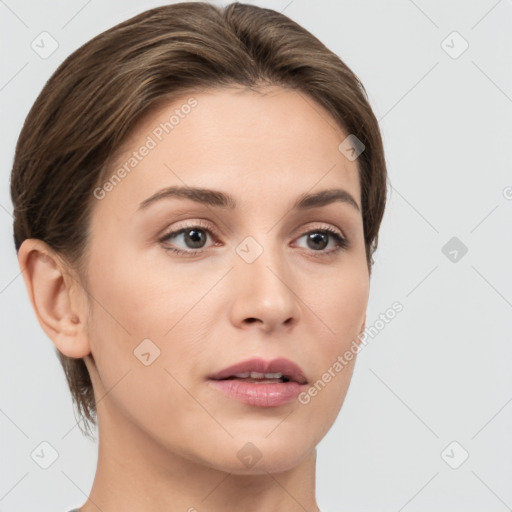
[17,239,91,359]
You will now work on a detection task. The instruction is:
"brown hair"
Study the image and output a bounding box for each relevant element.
[10,1,388,437]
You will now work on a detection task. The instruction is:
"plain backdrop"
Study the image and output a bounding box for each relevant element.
[1,1,511,511]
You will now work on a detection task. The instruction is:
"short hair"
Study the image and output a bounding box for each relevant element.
[10,1,388,437]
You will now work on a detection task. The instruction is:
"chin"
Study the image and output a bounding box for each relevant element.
[202,434,315,475]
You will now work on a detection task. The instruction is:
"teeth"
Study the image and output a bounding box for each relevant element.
[262,372,283,379]
[233,371,284,379]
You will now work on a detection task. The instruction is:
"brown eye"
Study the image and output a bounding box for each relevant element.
[306,232,329,250]
[295,227,349,255]
[179,228,208,249]
[160,225,216,255]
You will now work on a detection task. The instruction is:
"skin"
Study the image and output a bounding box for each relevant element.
[19,85,369,512]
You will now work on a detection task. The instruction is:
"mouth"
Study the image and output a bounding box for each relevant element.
[208,357,308,384]
[207,357,308,407]
[219,372,292,384]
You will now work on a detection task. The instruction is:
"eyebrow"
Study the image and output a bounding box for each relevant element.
[138,186,360,213]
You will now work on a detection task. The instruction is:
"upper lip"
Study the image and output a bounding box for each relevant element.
[208,357,308,384]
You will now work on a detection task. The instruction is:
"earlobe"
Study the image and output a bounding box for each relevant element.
[17,239,91,359]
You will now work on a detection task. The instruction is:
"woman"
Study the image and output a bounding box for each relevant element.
[11,2,388,510]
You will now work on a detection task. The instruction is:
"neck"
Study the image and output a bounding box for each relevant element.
[79,404,320,512]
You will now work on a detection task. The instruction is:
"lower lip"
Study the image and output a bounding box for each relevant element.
[208,379,306,407]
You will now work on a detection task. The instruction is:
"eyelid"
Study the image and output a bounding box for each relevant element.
[158,219,217,239]
[290,220,348,244]
[297,222,345,239]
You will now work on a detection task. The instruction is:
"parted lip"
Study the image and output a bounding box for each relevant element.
[208,357,308,384]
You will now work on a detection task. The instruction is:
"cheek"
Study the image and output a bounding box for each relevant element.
[298,266,368,417]
[85,246,214,388]
[87,243,196,337]
[310,264,369,344]
[83,255,209,441]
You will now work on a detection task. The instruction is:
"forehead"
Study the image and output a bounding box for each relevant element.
[94,86,362,217]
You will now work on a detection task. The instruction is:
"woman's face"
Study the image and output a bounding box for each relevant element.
[83,85,369,473]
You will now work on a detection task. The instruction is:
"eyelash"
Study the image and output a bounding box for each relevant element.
[159,221,349,258]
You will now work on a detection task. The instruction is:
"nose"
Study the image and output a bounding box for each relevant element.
[229,242,302,333]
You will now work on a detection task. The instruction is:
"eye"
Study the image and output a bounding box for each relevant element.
[159,222,349,257]
[159,223,217,256]
[294,226,349,255]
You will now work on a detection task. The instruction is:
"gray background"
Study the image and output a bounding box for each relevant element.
[1,1,511,511]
